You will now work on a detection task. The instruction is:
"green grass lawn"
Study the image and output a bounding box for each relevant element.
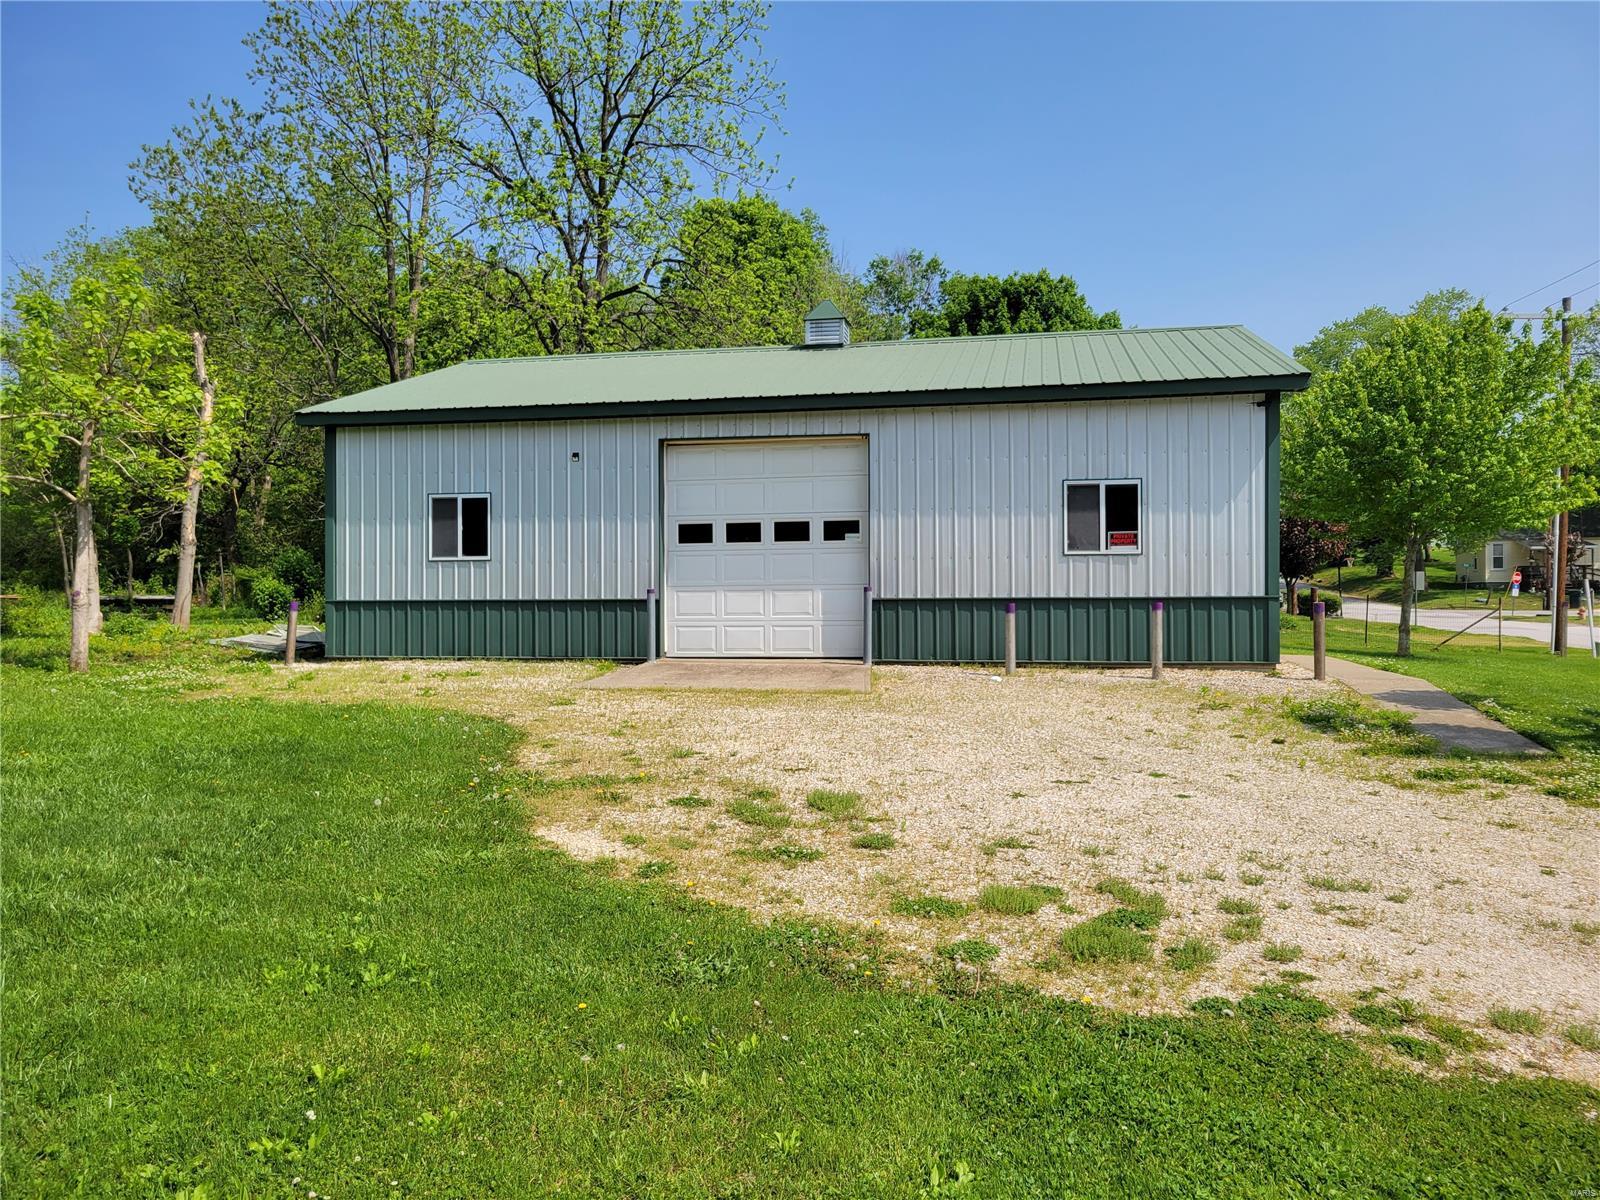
[1306,545,1507,609]
[1280,615,1600,762]
[4,655,1599,1197]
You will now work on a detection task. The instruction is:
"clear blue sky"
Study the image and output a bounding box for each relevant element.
[3,1,1597,351]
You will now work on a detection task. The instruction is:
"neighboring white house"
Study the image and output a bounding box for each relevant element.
[1455,532,1600,588]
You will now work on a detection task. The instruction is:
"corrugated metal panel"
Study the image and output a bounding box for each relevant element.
[298,326,1305,421]
[331,395,1267,604]
[326,600,647,659]
[873,598,1274,664]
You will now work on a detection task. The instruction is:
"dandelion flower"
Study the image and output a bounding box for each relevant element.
[577,1002,588,1010]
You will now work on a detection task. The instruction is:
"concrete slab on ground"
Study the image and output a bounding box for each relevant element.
[584,658,871,693]
[1283,654,1547,755]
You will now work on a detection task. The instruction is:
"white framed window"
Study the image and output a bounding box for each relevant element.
[1063,479,1142,555]
[1490,542,1505,571]
[429,493,491,561]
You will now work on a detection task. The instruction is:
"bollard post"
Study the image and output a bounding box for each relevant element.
[285,600,299,666]
[1150,599,1164,680]
[863,584,873,667]
[646,587,657,662]
[1312,600,1326,681]
[1585,576,1597,660]
[1004,601,1017,675]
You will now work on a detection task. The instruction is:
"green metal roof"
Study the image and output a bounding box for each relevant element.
[296,325,1307,427]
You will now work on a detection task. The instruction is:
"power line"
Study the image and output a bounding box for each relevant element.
[1569,280,1599,301]
[1497,260,1600,312]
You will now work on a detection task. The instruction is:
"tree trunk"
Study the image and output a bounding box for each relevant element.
[69,502,96,672]
[54,511,72,605]
[1285,581,1299,616]
[85,512,103,633]
[172,331,217,629]
[1397,535,1420,657]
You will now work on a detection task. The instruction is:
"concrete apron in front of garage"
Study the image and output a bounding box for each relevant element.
[1283,654,1548,755]
[585,658,872,694]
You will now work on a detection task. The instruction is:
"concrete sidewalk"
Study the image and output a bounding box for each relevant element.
[1283,654,1547,755]
[584,658,871,693]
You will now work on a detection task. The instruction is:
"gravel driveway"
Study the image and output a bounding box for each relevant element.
[263,658,1600,1082]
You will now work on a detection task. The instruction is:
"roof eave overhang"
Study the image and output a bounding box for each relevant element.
[293,373,1309,428]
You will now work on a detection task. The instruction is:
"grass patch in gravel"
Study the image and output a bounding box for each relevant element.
[805,789,863,819]
[1061,879,1169,963]
[635,859,677,879]
[1222,915,1264,942]
[1263,941,1304,964]
[742,843,826,866]
[983,835,1035,856]
[1489,1007,1546,1036]
[1306,874,1374,894]
[978,883,1062,916]
[851,833,895,851]
[1164,938,1219,972]
[1424,1017,1494,1053]
[667,793,711,808]
[1217,897,1259,916]
[727,798,791,829]
[1387,1035,1446,1067]
[890,893,970,920]
[1564,1024,1600,1052]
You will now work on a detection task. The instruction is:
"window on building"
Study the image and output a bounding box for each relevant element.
[429,494,491,560]
[1491,542,1505,571]
[773,520,811,543]
[823,518,861,542]
[1063,480,1141,554]
[725,521,762,544]
[677,522,714,545]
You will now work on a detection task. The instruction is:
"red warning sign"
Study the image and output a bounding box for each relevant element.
[1109,531,1139,548]
[1511,569,1522,585]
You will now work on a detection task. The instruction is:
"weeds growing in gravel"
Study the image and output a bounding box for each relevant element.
[668,794,712,808]
[728,798,791,829]
[978,884,1062,916]
[1563,1024,1600,1052]
[1164,938,1218,972]
[851,833,895,851]
[890,894,969,920]
[1488,1007,1545,1036]
[1262,942,1303,963]
[806,789,862,819]
[1306,874,1373,893]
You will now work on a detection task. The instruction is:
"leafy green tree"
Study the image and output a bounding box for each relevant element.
[2,253,201,670]
[461,0,783,353]
[135,1,483,384]
[910,269,1120,339]
[856,249,946,342]
[656,197,833,347]
[1284,301,1598,654]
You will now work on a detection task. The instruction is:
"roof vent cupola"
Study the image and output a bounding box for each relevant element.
[802,300,850,347]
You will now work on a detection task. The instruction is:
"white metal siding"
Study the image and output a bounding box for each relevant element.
[330,395,1265,603]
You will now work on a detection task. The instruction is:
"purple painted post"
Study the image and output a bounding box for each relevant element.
[863,584,873,667]
[1150,599,1165,680]
[1312,600,1326,681]
[1004,601,1017,675]
[286,599,300,666]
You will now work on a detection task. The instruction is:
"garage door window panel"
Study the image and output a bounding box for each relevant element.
[725,521,762,544]
[774,520,811,543]
[677,522,714,545]
[429,493,491,561]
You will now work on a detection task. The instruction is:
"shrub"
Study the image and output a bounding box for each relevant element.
[270,546,321,600]
[247,572,294,621]
[0,588,69,638]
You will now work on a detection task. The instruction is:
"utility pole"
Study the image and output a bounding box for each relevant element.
[1554,296,1572,656]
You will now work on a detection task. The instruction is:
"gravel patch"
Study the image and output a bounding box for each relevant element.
[253,657,1600,1082]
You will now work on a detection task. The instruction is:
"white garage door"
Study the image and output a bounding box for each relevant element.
[664,438,868,658]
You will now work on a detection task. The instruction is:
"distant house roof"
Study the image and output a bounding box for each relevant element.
[295,324,1308,427]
